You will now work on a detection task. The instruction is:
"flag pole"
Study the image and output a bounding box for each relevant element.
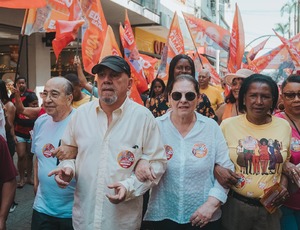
[15,9,29,83]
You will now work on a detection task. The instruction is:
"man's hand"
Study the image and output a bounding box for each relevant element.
[190,197,220,228]
[106,183,127,204]
[48,167,73,188]
[134,159,156,182]
[214,164,240,189]
[51,146,78,160]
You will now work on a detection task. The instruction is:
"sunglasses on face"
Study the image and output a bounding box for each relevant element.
[171,91,197,101]
[283,92,300,100]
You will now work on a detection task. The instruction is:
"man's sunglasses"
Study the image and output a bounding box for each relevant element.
[283,92,300,100]
[171,92,197,101]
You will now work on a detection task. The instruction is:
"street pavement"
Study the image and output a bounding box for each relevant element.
[6,155,34,230]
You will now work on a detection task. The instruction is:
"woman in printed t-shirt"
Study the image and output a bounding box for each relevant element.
[220,74,291,230]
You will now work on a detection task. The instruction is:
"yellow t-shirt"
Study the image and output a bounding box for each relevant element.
[220,114,291,198]
[200,85,224,111]
[72,93,97,109]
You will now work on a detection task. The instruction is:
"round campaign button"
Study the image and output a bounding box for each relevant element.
[164,145,174,160]
[192,143,208,158]
[42,143,55,158]
[117,150,135,169]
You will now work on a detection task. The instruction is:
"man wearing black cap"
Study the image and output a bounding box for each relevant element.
[49,56,167,230]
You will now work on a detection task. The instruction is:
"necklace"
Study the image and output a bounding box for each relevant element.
[285,112,300,136]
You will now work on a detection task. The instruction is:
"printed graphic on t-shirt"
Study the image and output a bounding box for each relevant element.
[235,136,283,176]
[117,150,135,169]
[192,143,208,158]
[42,143,55,158]
[164,145,173,160]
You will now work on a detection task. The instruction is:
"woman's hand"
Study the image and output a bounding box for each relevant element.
[134,159,156,182]
[190,197,221,228]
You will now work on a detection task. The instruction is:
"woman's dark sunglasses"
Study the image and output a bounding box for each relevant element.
[171,92,197,101]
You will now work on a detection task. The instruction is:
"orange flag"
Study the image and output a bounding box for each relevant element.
[227,4,245,73]
[183,12,230,52]
[99,26,122,59]
[157,12,184,82]
[0,0,46,9]
[81,0,107,74]
[246,37,270,62]
[139,53,158,84]
[52,20,84,59]
[23,0,73,35]
[99,26,143,105]
[274,30,300,67]
[248,33,300,72]
[120,10,149,93]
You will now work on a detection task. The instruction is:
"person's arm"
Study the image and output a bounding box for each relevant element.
[215,103,225,125]
[116,116,167,202]
[33,156,39,195]
[74,55,94,94]
[0,178,16,230]
[12,87,40,119]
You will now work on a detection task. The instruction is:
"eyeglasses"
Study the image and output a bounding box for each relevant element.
[171,91,197,101]
[40,91,61,99]
[283,92,300,100]
[198,75,209,79]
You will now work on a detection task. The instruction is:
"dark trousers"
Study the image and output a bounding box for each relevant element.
[31,210,73,230]
[150,218,222,230]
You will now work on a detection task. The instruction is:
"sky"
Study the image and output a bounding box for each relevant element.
[225,0,289,54]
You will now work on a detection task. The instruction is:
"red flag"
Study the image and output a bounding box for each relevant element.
[139,53,158,84]
[246,37,270,62]
[81,0,107,74]
[0,0,46,9]
[274,30,300,67]
[52,20,84,59]
[227,4,245,73]
[157,12,184,82]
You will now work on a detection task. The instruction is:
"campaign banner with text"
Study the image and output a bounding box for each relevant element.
[80,0,107,74]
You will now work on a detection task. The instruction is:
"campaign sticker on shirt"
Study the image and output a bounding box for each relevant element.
[42,143,55,158]
[117,150,135,169]
[291,137,300,152]
[192,143,208,158]
[235,174,246,189]
[164,145,174,160]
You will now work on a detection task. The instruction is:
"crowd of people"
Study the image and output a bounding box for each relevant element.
[0,54,299,230]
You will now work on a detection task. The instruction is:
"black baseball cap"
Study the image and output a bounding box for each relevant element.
[91,55,131,77]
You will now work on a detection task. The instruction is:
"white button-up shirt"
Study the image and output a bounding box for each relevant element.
[144,112,234,223]
[60,98,167,230]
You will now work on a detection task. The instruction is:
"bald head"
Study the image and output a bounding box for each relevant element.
[198,69,210,89]
[42,77,73,122]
